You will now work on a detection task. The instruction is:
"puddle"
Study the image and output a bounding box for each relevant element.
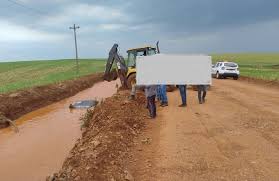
[69,100,99,109]
[0,80,118,181]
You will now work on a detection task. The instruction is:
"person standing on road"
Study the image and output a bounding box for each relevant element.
[145,85,157,118]
[197,85,208,104]
[130,84,157,118]
[178,85,187,107]
[158,85,168,107]
[156,86,162,101]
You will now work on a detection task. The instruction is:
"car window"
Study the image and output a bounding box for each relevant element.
[225,63,237,67]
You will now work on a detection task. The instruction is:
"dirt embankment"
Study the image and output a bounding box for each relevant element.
[48,91,147,181]
[0,73,103,128]
[239,76,279,89]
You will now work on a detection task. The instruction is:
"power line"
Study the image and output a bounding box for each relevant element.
[6,0,46,16]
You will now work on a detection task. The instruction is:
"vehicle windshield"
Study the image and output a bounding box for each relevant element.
[147,49,156,55]
[127,52,136,67]
[224,62,237,67]
[127,48,157,67]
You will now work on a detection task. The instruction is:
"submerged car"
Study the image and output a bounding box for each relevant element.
[212,61,240,80]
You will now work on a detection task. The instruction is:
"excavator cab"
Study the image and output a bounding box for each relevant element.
[126,46,157,88]
[127,47,157,68]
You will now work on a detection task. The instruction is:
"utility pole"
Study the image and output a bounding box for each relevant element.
[69,24,80,74]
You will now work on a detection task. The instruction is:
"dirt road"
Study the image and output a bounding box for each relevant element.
[129,79,279,181]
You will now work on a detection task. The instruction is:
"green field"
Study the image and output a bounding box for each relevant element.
[0,59,105,93]
[212,53,279,81]
[0,54,278,94]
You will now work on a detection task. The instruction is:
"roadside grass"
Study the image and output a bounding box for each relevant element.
[212,53,279,81]
[0,59,105,94]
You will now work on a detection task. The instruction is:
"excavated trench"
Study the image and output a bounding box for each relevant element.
[0,80,118,181]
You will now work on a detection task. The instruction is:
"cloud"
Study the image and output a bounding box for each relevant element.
[159,20,279,54]
[0,0,279,61]
[98,24,126,30]
[0,20,68,42]
[41,3,127,27]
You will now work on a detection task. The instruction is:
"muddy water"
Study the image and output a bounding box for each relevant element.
[0,80,118,181]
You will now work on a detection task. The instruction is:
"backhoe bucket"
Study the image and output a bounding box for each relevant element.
[103,69,118,82]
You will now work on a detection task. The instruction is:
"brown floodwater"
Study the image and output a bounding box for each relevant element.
[0,80,118,181]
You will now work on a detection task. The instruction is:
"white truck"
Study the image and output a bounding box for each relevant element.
[212,61,240,80]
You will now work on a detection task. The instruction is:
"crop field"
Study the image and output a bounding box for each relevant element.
[0,53,278,94]
[212,53,279,81]
[0,59,105,93]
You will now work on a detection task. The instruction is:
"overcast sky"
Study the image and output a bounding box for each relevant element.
[0,0,279,61]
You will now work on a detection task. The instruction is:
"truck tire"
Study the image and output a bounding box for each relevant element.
[216,72,220,79]
[233,76,239,80]
[127,73,136,89]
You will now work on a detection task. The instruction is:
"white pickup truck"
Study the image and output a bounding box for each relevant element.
[212,61,240,80]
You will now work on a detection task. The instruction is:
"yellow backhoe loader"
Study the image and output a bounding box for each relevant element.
[104,42,175,91]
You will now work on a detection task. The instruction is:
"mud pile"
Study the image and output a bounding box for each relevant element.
[0,73,103,128]
[48,91,147,181]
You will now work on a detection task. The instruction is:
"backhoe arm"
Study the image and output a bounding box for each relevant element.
[104,44,128,84]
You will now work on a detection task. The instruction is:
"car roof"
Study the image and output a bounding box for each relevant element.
[216,61,237,64]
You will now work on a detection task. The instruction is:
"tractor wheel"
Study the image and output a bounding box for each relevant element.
[127,73,136,89]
